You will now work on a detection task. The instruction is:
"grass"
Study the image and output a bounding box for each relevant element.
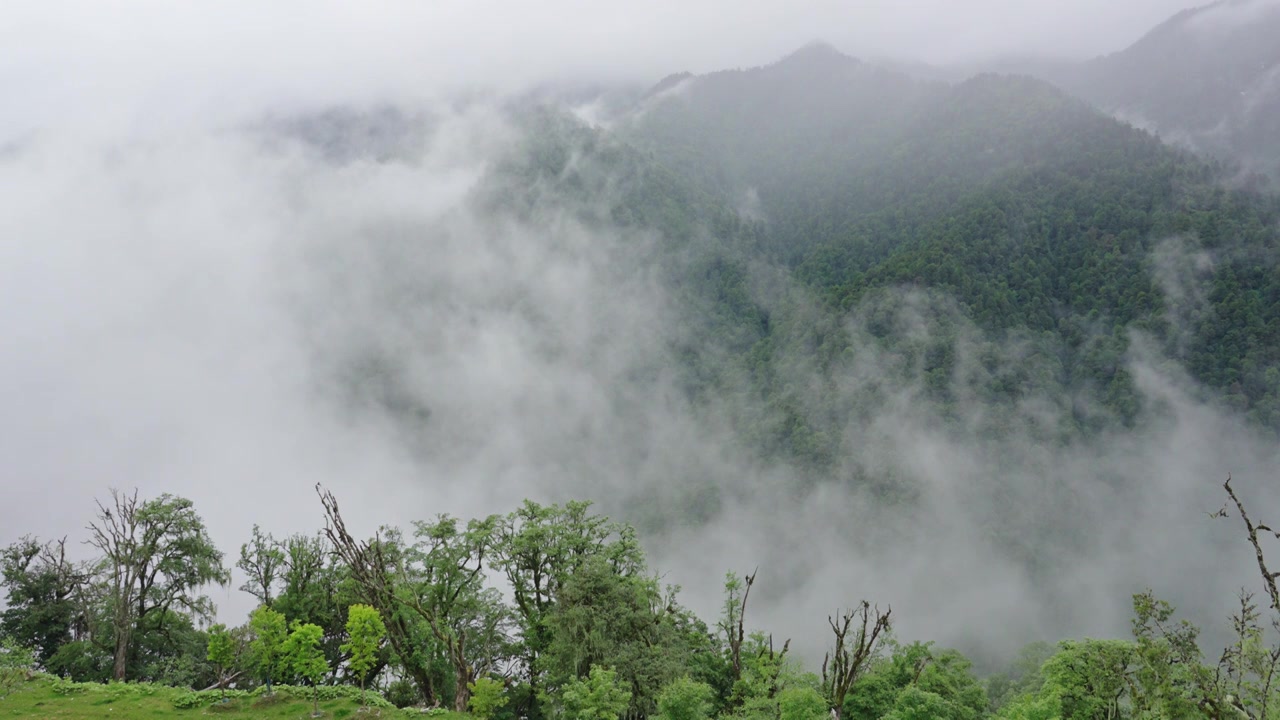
[0,674,461,719]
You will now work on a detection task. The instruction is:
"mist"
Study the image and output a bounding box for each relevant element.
[2,0,1276,673]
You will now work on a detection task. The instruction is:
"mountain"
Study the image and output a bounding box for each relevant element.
[495,43,1280,466]
[1017,0,1280,178]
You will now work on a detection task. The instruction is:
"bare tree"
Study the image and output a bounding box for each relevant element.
[822,601,891,719]
[1214,475,1280,719]
[317,485,437,705]
[718,570,755,685]
[319,485,505,711]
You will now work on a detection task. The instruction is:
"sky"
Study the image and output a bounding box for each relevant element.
[1,0,1208,136]
[2,0,1276,665]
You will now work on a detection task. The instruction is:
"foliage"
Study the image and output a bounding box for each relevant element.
[0,537,87,667]
[248,605,288,690]
[777,686,828,720]
[560,665,633,720]
[340,603,386,704]
[469,676,510,719]
[237,525,285,606]
[0,635,34,697]
[283,621,330,716]
[86,489,230,681]
[205,623,237,699]
[658,677,715,720]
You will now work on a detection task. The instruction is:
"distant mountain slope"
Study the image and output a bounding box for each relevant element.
[1025,0,1280,177]
[601,45,1280,448]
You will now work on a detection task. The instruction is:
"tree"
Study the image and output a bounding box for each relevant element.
[284,622,329,718]
[205,624,236,700]
[719,571,755,689]
[85,490,229,680]
[658,677,715,720]
[493,499,646,716]
[273,532,349,675]
[320,486,513,711]
[237,525,284,606]
[778,686,828,720]
[0,635,34,699]
[0,536,90,667]
[319,488,440,706]
[882,687,963,720]
[341,604,386,706]
[398,514,504,712]
[541,554,696,717]
[1040,639,1136,720]
[822,602,891,719]
[248,606,287,694]
[561,665,632,720]
[470,676,511,719]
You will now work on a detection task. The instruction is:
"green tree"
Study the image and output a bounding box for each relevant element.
[0,537,87,668]
[561,665,632,720]
[1039,639,1136,720]
[273,532,348,672]
[542,554,694,717]
[340,604,386,706]
[658,677,715,720]
[778,686,828,720]
[283,622,329,717]
[0,635,35,699]
[494,500,646,717]
[883,687,961,720]
[248,606,288,693]
[85,490,230,681]
[237,525,284,606]
[469,676,511,719]
[205,623,236,700]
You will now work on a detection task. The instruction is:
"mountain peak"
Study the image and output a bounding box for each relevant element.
[773,41,858,68]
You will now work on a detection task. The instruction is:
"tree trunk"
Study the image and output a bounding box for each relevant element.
[112,629,130,681]
[454,663,471,713]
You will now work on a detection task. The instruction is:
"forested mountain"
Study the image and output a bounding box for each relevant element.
[478,43,1280,472]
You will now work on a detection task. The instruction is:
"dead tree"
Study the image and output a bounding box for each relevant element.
[319,485,491,712]
[822,601,891,719]
[1218,475,1280,719]
[317,485,438,706]
[1225,475,1280,612]
[718,570,756,684]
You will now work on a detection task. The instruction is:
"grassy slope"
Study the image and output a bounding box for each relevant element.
[0,675,465,719]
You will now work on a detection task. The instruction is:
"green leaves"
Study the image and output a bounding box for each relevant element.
[282,621,329,717]
[469,676,511,719]
[282,622,328,686]
[777,686,828,720]
[658,677,715,720]
[339,604,386,704]
[204,624,236,699]
[560,665,633,720]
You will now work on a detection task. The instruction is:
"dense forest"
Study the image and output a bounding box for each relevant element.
[4,480,1280,719]
[472,46,1280,476]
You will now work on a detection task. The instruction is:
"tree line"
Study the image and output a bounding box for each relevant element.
[4,479,1280,719]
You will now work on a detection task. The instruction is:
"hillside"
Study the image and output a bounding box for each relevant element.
[508,47,1280,465]
[1013,0,1280,178]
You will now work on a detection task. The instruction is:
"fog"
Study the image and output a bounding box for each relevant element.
[2,0,1276,668]
[3,0,1205,137]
